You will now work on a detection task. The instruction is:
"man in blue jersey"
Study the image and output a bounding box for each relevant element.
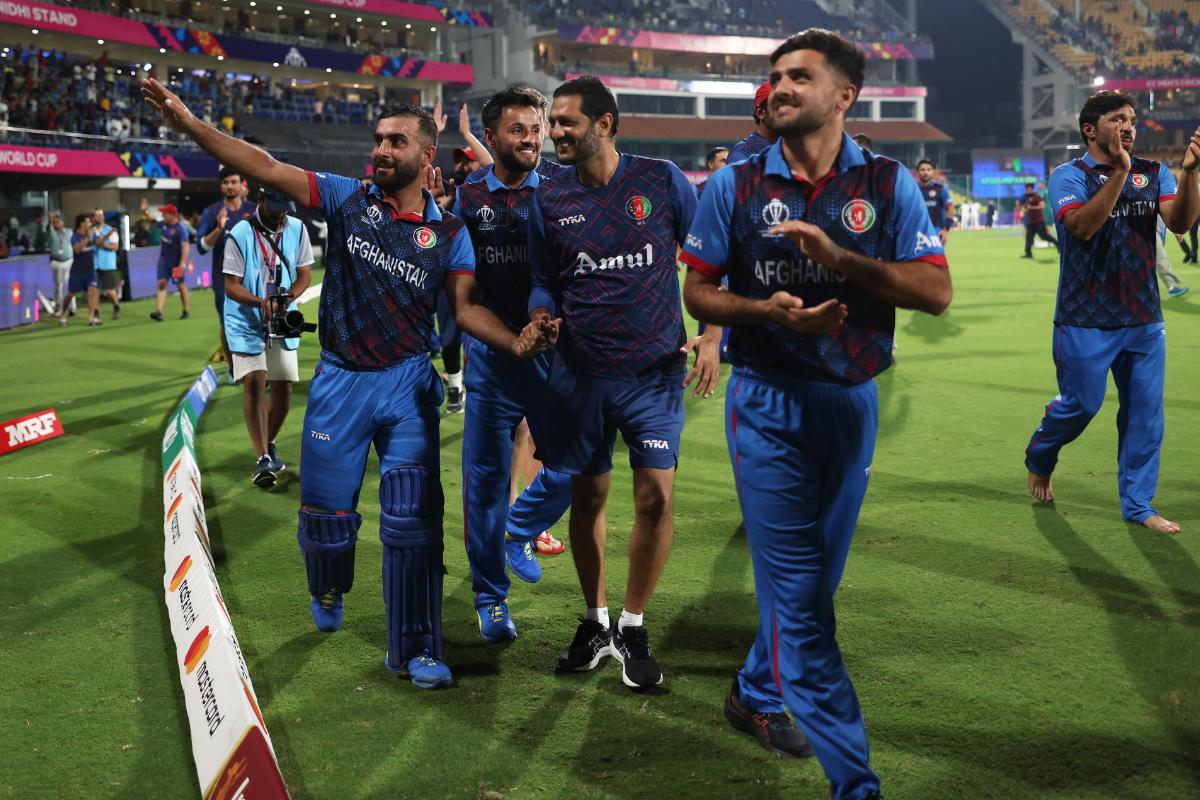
[1025,90,1200,534]
[151,204,192,320]
[728,81,777,164]
[916,158,953,244]
[143,78,553,689]
[529,76,721,690]
[191,167,257,363]
[681,29,951,799]
[452,85,575,642]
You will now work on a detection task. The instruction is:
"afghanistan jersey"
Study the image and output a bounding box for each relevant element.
[454,159,568,332]
[1021,190,1046,225]
[681,134,948,384]
[1048,153,1176,328]
[918,179,952,230]
[528,153,698,380]
[305,171,475,369]
[728,130,772,165]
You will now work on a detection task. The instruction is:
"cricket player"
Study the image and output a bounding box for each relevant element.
[681,29,952,799]
[1025,90,1200,534]
[143,78,553,689]
[528,76,721,690]
[916,158,953,243]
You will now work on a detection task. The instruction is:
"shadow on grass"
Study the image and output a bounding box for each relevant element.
[1034,506,1200,781]
[899,308,965,345]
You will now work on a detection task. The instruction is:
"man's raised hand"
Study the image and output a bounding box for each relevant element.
[1182,126,1200,173]
[770,220,844,271]
[141,78,197,134]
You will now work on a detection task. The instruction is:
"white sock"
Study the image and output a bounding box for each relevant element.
[587,607,610,628]
[448,371,463,391]
[618,609,643,632]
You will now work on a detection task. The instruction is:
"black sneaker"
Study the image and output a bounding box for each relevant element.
[557,618,612,672]
[180,310,190,320]
[446,386,464,414]
[610,624,663,689]
[112,303,120,320]
[149,310,164,321]
[252,455,277,487]
[723,679,812,758]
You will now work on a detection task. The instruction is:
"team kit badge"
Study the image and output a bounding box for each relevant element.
[626,195,652,222]
[413,227,438,249]
[841,199,876,233]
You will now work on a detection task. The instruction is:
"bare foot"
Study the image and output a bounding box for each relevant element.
[1141,514,1181,534]
[1027,471,1054,502]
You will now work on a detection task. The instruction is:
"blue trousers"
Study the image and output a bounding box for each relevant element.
[462,337,572,606]
[726,366,881,800]
[1025,322,1166,522]
[300,352,443,512]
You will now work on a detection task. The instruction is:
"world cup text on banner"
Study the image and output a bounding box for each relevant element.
[0,409,64,455]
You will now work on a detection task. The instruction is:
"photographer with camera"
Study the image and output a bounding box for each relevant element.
[223,188,314,487]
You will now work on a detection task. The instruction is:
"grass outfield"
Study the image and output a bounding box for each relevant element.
[2,228,1199,799]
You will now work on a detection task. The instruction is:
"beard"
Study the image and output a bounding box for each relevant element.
[766,102,829,139]
[496,143,540,174]
[372,155,423,191]
[555,123,601,165]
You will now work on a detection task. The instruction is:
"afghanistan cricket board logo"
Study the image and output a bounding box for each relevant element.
[413,227,438,249]
[1131,173,1149,189]
[626,195,652,222]
[841,199,877,234]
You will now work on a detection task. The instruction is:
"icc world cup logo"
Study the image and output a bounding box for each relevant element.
[761,198,790,226]
[478,205,496,228]
[365,204,383,227]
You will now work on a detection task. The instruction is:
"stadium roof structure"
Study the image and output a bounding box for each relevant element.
[618,117,952,145]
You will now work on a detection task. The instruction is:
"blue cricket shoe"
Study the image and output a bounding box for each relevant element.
[267,441,285,473]
[406,650,453,689]
[478,602,518,642]
[310,589,344,632]
[505,534,542,583]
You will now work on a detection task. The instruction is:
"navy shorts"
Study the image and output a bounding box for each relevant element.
[68,266,96,294]
[157,261,185,285]
[539,355,685,476]
[213,268,226,321]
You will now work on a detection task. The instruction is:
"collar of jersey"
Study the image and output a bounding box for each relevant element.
[483,164,540,192]
[365,184,442,223]
[570,153,628,189]
[763,132,864,182]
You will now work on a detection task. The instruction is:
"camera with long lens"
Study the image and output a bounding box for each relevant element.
[263,293,317,340]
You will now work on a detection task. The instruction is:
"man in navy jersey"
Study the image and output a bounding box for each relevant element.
[728,81,777,164]
[452,85,574,641]
[681,29,951,799]
[1025,90,1200,534]
[195,166,257,363]
[143,78,553,689]
[529,76,720,690]
[1019,181,1058,258]
[151,204,191,320]
[916,158,953,243]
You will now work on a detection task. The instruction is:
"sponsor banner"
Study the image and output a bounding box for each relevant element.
[162,363,288,798]
[0,408,63,455]
[860,85,927,98]
[128,245,215,302]
[308,0,493,27]
[0,0,158,46]
[1102,76,1200,91]
[557,24,933,59]
[0,144,219,178]
[0,253,44,331]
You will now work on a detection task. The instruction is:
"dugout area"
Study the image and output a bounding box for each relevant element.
[2,232,1200,798]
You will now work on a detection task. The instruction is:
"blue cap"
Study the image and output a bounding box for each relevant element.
[259,188,296,214]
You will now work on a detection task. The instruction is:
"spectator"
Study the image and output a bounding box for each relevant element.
[47,211,73,314]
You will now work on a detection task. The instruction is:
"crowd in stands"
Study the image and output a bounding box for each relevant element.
[1007,0,1200,79]
[518,0,928,45]
[56,0,433,60]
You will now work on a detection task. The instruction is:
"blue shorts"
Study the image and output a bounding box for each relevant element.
[539,356,685,475]
[299,352,444,511]
[213,267,225,321]
[68,266,96,294]
[157,261,185,285]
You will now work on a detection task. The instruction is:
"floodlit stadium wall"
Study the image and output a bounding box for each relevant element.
[160,366,290,800]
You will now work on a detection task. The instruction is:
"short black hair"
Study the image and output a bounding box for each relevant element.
[378,103,439,147]
[770,28,865,93]
[1078,90,1137,142]
[706,146,729,166]
[917,158,934,169]
[218,165,242,182]
[74,213,90,228]
[851,132,873,149]
[553,75,620,136]
[1025,182,1035,189]
[481,85,547,131]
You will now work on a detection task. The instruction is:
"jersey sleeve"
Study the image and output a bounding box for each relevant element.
[892,167,948,266]
[222,232,247,278]
[1158,160,1178,203]
[667,161,699,247]
[195,206,216,254]
[447,224,476,277]
[305,171,363,217]
[1049,163,1088,221]
[526,193,558,317]
[679,165,735,278]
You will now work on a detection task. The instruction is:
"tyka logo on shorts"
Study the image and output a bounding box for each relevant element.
[310,430,332,441]
[641,439,669,450]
